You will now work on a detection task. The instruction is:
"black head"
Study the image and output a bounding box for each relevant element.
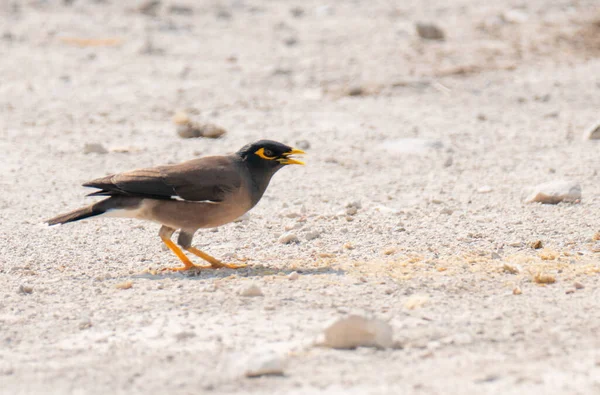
[236,140,305,169]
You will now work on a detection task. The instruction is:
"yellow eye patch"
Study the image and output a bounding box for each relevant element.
[255,148,276,160]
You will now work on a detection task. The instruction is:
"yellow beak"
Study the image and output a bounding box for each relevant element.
[278,148,306,165]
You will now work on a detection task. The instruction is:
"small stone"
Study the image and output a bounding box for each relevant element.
[321,315,393,349]
[115,281,133,290]
[502,9,529,24]
[244,353,285,377]
[539,248,558,260]
[138,0,161,16]
[574,282,584,290]
[491,252,501,260]
[346,85,365,96]
[415,22,445,40]
[477,186,493,194]
[512,287,522,295]
[583,123,600,140]
[239,284,263,297]
[440,208,453,215]
[529,240,543,249]
[278,232,299,244]
[18,284,33,294]
[295,140,311,150]
[346,206,358,216]
[174,331,196,341]
[345,200,362,209]
[174,112,226,139]
[215,9,231,19]
[287,271,299,281]
[593,232,600,241]
[525,180,582,204]
[565,289,575,295]
[283,37,298,46]
[315,5,334,16]
[403,294,429,310]
[83,143,108,154]
[305,231,320,241]
[502,263,521,274]
[533,272,556,284]
[343,242,354,250]
[290,6,304,18]
[79,318,92,330]
[443,156,453,167]
[168,4,193,15]
[383,248,396,256]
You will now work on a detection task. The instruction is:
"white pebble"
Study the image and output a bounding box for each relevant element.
[321,315,393,349]
[244,353,285,377]
[525,180,581,204]
[287,271,299,281]
[239,284,263,297]
[278,232,299,244]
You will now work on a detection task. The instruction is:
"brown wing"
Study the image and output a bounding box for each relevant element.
[83,156,243,202]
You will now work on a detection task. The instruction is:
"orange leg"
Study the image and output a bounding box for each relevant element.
[160,237,209,271]
[186,247,247,269]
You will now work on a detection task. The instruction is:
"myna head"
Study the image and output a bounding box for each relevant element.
[237,140,306,171]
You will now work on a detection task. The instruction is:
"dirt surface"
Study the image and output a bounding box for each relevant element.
[1,1,600,394]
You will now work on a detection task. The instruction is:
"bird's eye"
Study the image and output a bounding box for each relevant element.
[264,149,274,157]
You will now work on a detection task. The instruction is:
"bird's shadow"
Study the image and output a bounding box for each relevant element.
[130,264,345,281]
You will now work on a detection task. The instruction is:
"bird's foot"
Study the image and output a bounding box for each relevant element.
[186,247,248,269]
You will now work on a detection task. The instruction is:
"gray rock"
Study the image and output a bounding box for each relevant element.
[295,139,311,150]
[138,0,161,16]
[18,284,33,294]
[415,22,445,40]
[525,180,582,204]
[305,231,321,241]
[321,315,393,349]
[83,143,108,154]
[345,200,362,209]
[583,123,600,140]
[168,4,193,15]
[290,6,304,18]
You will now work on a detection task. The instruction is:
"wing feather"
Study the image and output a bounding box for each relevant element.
[83,156,242,202]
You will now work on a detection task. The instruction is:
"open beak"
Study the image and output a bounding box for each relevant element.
[278,148,306,165]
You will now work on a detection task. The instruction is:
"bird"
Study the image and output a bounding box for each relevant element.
[47,140,305,271]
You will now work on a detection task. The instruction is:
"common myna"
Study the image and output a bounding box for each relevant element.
[47,140,305,271]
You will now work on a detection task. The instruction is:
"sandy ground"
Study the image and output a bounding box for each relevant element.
[1,0,600,394]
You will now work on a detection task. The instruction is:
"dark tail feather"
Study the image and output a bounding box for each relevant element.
[46,204,105,225]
